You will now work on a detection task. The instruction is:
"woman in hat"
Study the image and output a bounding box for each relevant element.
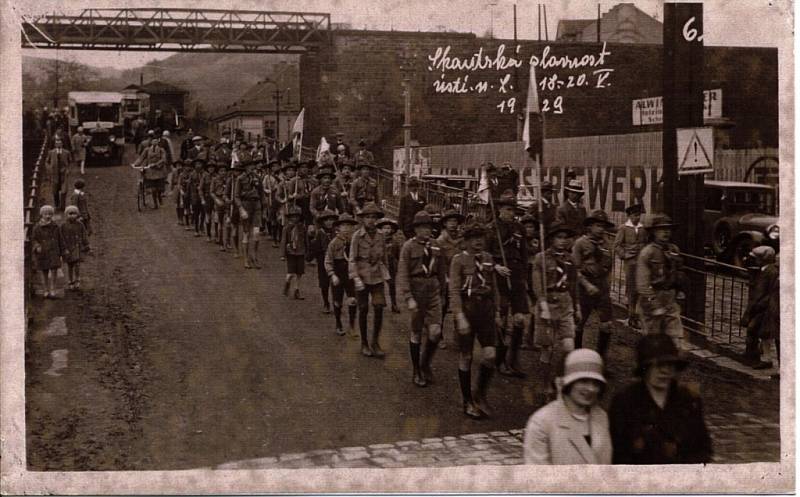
[613,203,647,329]
[325,213,360,336]
[524,349,612,465]
[609,334,712,464]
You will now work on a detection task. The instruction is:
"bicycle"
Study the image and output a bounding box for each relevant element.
[131,163,153,212]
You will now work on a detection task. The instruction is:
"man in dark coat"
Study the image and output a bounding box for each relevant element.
[399,176,426,238]
[741,245,780,370]
[556,179,587,236]
[609,334,713,465]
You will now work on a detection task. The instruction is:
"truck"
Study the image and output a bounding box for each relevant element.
[68,91,125,145]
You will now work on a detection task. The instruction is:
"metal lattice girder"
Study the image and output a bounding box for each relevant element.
[21,8,331,53]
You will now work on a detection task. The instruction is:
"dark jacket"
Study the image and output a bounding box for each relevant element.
[398,192,426,237]
[742,263,779,340]
[609,380,713,465]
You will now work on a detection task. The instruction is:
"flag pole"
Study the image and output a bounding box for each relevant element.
[488,193,512,290]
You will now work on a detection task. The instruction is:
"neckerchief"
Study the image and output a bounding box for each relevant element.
[417,238,435,275]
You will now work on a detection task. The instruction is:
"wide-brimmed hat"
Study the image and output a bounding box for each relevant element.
[191,158,206,167]
[583,209,615,228]
[316,209,338,223]
[440,209,464,224]
[540,180,554,192]
[192,135,204,142]
[635,334,689,376]
[564,179,585,195]
[316,167,335,180]
[408,176,421,187]
[357,202,384,218]
[231,161,246,171]
[494,196,517,208]
[546,220,576,239]
[282,162,297,172]
[204,161,217,169]
[358,139,367,146]
[357,162,372,170]
[334,213,359,227]
[377,218,399,230]
[462,222,487,240]
[562,349,606,387]
[411,211,435,228]
[287,205,303,218]
[625,203,645,215]
[520,214,539,226]
[645,214,680,230]
[268,159,280,167]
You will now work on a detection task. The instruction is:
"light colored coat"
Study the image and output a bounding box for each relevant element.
[523,398,612,465]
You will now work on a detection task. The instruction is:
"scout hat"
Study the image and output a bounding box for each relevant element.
[645,214,679,230]
[192,158,206,167]
[562,349,607,387]
[408,176,421,187]
[564,179,585,195]
[357,202,384,218]
[192,135,204,142]
[204,160,217,169]
[495,189,517,208]
[440,209,465,224]
[625,203,645,215]
[74,178,86,189]
[412,211,435,227]
[485,162,497,172]
[287,205,303,218]
[358,139,367,146]
[546,220,576,239]
[317,209,338,223]
[377,218,399,230]
[540,180,554,192]
[635,334,688,376]
[316,166,335,180]
[462,222,487,240]
[334,212,359,227]
[231,160,246,170]
[357,162,372,170]
[519,214,539,226]
[583,209,615,228]
[282,161,297,172]
[268,159,280,168]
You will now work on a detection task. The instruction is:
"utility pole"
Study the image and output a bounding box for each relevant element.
[399,48,417,176]
[53,56,60,109]
[663,2,706,326]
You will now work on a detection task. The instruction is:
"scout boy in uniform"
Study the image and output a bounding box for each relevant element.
[234,159,265,269]
[210,164,230,250]
[325,213,360,336]
[520,214,541,349]
[349,164,380,213]
[349,202,390,358]
[310,166,344,218]
[282,205,308,299]
[436,209,465,348]
[378,218,405,314]
[397,211,447,387]
[572,209,616,358]
[449,221,498,419]
[613,203,648,329]
[308,209,338,313]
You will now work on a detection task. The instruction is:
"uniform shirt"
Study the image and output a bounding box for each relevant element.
[531,248,578,313]
[609,381,712,464]
[310,185,344,217]
[636,241,684,313]
[397,237,446,303]
[349,227,388,285]
[281,222,307,256]
[308,227,334,259]
[210,174,228,204]
[349,176,379,210]
[325,235,352,277]
[486,219,528,267]
[556,200,586,235]
[334,175,354,199]
[353,149,375,168]
[614,220,648,260]
[215,145,232,169]
[448,251,497,314]
[286,176,314,202]
[234,172,263,204]
[572,234,613,285]
[262,174,281,204]
[199,171,214,199]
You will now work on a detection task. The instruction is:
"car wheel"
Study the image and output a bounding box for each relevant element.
[731,237,756,268]
[713,224,731,255]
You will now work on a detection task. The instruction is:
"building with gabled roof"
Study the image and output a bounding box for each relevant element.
[556,3,662,44]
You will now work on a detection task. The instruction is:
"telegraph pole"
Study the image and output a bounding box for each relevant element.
[399,49,417,175]
[663,2,706,325]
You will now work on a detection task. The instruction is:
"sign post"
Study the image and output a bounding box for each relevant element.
[663,3,707,329]
[677,126,714,175]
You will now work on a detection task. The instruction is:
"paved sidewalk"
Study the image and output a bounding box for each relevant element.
[214,411,780,469]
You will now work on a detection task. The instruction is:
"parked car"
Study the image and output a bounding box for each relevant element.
[703,180,779,266]
[84,128,122,167]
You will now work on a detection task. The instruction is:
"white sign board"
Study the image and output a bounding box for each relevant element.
[677,127,714,175]
[632,89,723,125]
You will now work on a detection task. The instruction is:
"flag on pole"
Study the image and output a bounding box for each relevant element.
[291,108,305,161]
[477,167,491,204]
[522,64,544,159]
[316,136,330,162]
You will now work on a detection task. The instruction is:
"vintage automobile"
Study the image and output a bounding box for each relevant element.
[703,180,779,266]
[84,127,122,167]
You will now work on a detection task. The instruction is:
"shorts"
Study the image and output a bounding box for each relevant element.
[215,204,227,224]
[640,302,684,338]
[534,293,576,346]
[332,262,356,304]
[497,267,530,315]
[458,296,497,350]
[204,198,214,216]
[286,254,305,275]
[409,277,442,330]
[578,280,613,323]
[357,282,386,308]
[240,199,261,232]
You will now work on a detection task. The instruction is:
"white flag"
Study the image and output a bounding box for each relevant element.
[316,136,330,162]
[477,168,490,204]
[522,63,543,157]
[291,108,305,160]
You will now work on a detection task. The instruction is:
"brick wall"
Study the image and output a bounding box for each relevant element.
[300,30,777,166]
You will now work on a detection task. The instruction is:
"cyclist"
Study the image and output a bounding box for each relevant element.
[132,136,168,208]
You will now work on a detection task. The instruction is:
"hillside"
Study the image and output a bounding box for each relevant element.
[22,52,299,116]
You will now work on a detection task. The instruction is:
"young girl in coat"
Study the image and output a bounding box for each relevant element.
[59,205,89,290]
[31,205,63,298]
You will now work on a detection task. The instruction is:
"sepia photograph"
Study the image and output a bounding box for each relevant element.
[0,0,794,493]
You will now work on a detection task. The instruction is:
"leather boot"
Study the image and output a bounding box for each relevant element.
[360,309,372,356]
[242,242,251,268]
[334,305,344,335]
[370,307,385,358]
[420,338,439,383]
[575,325,584,349]
[459,369,482,419]
[410,342,425,387]
[495,329,508,368]
[252,242,261,269]
[348,305,358,337]
[503,325,526,378]
[473,365,494,418]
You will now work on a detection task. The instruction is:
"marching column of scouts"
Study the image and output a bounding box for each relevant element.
[162,133,779,426]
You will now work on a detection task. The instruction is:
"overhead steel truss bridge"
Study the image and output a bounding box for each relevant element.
[21,8,331,53]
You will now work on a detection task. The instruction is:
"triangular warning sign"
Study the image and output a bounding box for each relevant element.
[679,130,713,171]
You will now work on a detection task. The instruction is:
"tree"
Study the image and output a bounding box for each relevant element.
[41,58,99,109]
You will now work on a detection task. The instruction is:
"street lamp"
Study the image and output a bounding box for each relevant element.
[398,47,417,176]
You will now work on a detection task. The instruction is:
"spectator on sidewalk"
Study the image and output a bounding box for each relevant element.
[46,136,72,209]
[31,205,63,299]
[613,203,647,329]
[609,334,712,464]
[741,245,780,371]
[70,126,88,175]
[67,179,92,250]
[60,205,88,290]
[524,349,612,464]
[399,177,426,238]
